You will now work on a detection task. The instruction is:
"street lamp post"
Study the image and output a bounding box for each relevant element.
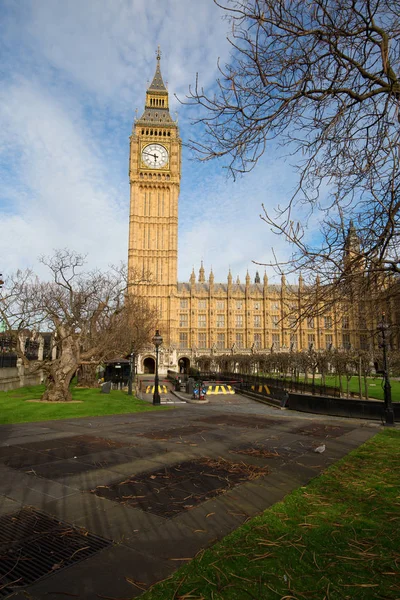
[152,330,163,405]
[377,313,395,426]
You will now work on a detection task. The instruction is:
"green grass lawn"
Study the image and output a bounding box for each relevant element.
[307,375,400,401]
[0,384,169,424]
[266,374,400,401]
[140,429,400,600]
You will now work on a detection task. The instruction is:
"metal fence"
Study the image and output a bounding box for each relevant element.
[195,371,342,398]
[0,354,18,368]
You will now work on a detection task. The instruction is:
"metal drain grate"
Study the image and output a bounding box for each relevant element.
[0,507,111,598]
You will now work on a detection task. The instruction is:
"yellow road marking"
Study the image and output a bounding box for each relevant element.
[206,385,235,395]
[251,384,271,395]
[145,385,168,394]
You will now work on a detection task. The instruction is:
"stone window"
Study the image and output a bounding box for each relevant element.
[342,333,351,349]
[198,333,206,348]
[180,299,188,309]
[325,334,333,349]
[254,315,261,328]
[358,316,367,330]
[198,314,206,328]
[236,301,243,310]
[217,333,225,349]
[236,314,243,327]
[360,334,369,350]
[235,333,244,349]
[179,332,188,349]
[308,333,315,348]
[272,315,279,329]
[272,333,280,349]
[342,316,349,329]
[307,317,315,329]
[290,333,297,349]
[216,315,225,328]
[324,316,332,329]
[216,301,225,310]
[179,314,188,327]
[254,333,262,348]
[254,302,260,310]
[198,299,207,309]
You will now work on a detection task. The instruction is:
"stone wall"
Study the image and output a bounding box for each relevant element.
[0,367,43,392]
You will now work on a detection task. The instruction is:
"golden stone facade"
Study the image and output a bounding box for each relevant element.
[128,55,395,374]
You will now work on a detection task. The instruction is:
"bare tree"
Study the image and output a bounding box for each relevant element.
[186,0,400,288]
[0,250,157,402]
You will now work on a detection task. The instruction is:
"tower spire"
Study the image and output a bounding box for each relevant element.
[148,47,167,92]
[137,48,172,124]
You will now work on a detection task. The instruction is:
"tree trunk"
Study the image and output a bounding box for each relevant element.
[78,364,98,388]
[41,356,78,402]
[364,374,369,400]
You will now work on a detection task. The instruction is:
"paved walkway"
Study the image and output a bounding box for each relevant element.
[0,394,380,599]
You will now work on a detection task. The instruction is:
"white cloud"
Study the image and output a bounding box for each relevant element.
[0,0,310,285]
[0,78,126,275]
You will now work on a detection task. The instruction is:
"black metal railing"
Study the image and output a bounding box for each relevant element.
[194,371,342,398]
[0,353,17,368]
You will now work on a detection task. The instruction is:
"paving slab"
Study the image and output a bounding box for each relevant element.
[0,396,384,599]
[222,479,288,517]
[127,518,215,559]
[25,544,175,600]
[73,500,168,542]
[172,493,251,541]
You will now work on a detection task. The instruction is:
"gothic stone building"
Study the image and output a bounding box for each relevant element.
[128,54,393,375]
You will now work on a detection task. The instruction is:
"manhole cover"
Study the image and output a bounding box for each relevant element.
[0,508,111,598]
[196,415,281,429]
[138,425,208,440]
[90,458,269,518]
[291,423,354,438]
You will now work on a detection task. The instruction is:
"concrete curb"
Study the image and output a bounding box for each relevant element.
[170,390,209,404]
[236,388,286,410]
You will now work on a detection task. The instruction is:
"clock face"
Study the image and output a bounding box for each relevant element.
[141,144,169,169]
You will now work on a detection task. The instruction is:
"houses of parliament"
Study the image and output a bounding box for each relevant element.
[128,53,398,374]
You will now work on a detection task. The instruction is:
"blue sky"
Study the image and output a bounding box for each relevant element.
[0,0,304,283]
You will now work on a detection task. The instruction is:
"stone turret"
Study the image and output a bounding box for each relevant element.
[255,271,260,284]
[209,268,214,297]
[199,261,205,283]
[245,270,251,288]
[227,269,232,294]
[190,268,196,287]
[343,219,365,276]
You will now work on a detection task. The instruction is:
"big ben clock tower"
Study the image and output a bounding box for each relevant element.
[128,49,181,345]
